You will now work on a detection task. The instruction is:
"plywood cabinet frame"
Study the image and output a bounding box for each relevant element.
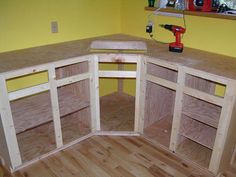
[0,53,236,176]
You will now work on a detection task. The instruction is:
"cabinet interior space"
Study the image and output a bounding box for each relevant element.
[55,61,91,143]
[143,63,177,147]
[11,90,57,162]
[185,73,226,97]
[99,63,136,132]
[182,95,221,128]
[176,137,212,168]
[100,91,135,131]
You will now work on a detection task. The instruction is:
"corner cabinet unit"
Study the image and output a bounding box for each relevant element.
[0,37,236,176]
[141,57,236,175]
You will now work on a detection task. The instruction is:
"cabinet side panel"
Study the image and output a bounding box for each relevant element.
[0,116,11,168]
[144,82,175,128]
[218,97,236,173]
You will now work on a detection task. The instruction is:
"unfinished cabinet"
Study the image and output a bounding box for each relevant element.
[138,56,236,175]
[0,56,99,171]
[143,58,178,148]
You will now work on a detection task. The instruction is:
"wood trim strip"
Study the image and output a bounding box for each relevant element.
[146,74,177,91]
[99,71,136,78]
[147,57,178,71]
[9,83,50,101]
[0,76,22,168]
[56,72,90,87]
[183,86,224,106]
[48,65,63,148]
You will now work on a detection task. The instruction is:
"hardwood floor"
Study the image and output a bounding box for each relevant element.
[10,135,216,177]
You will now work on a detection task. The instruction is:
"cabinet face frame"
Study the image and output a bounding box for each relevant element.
[0,56,95,171]
[0,53,235,175]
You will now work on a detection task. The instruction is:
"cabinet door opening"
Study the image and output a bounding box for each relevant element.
[99,63,136,132]
[10,90,56,163]
[143,82,176,148]
[55,61,91,144]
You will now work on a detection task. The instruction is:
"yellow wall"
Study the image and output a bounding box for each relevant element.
[121,0,236,96]
[0,0,121,53]
[121,0,236,58]
[0,0,121,96]
[1,0,235,96]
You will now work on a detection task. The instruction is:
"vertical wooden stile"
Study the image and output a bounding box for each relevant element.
[170,66,185,151]
[209,81,236,174]
[89,55,100,132]
[48,65,63,148]
[135,56,147,133]
[0,76,22,169]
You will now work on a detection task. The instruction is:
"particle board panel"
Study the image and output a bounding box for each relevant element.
[177,138,212,169]
[143,114,173,148]
[182,94,221,128]
[144,81,176,128]
[179,115,217,149]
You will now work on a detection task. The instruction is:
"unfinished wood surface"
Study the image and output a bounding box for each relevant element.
[210,82,236,174]
[177,138,212,169]
[11,89,89,134]
[17,107,91,163]
[144,81,176,128]
[12,136,215,177]
[143,114,173,148]
[90,40,147,51]
[182,95,221,128]
[100,92,135,131]
[55,61,88,79]
[185,74,217,96]
[0,76,22,168]
[179,115,217,149]
[147,62,178,83]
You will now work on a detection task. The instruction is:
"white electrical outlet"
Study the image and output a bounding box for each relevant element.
[51,21,58,33]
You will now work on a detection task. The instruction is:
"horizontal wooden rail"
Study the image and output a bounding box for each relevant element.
[56,72,90,87]
[9,83,49,101]
[183,86,224,106]
[9,73,90,101]
[147,58,178,71]
[99,71,136,78]
[146,74,177,90]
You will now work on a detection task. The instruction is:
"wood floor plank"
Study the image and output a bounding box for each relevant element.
[11,136,219,177]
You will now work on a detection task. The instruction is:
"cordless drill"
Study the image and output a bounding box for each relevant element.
[160,24,186,53]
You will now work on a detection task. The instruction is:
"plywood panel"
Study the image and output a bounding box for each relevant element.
[143,114,173,148]
[147,63,177,83]
[144,81,176,128]
[179,115,217,149]
[185,74,217,95]
[17,108,90,162]
[100,92,135,131]
[11,89,89,134]
[177,138,212,169]
[183,95,221,128]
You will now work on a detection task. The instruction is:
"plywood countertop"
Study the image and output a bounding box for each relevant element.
[0,34,236,80]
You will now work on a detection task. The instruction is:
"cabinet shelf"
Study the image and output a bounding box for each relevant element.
[11,89,89,134]
[177,138,212,168]
[182,95,221,128]
[144,7,236,20]
[179,115,217,149]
